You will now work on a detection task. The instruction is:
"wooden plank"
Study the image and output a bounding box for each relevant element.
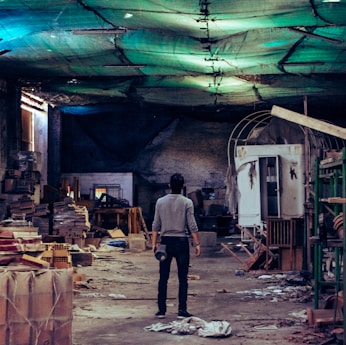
[21,253,50,269]
[307,308,343,327]
[236,224,275,257]
[321,197,346,204]
[137,207,150,240]
[237,243,252,257]
[108,229,126,238]
[271,105,346,139]
[236,224,277,271]
[244,247,267,271]
[220,243,245,265]
[0,226,39,233]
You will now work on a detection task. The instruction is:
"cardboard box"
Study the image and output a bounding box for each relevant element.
[52,269,73,318]
[31,270,54,321]
[0,268,73,345]
[7,271,31,322]
[52,319,73,345]
[85,237,101,248]
[108,228,126,239]
[8,322,31,345]
[70,252,93,266]
[0,272,8,326]
[0,326,6,344]
[128,233,146,252]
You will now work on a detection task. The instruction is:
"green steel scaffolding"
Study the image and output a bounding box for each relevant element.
[313,147,346,339]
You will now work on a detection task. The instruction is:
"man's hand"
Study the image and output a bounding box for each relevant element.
[195,244,201,256]
[152,231,158,253]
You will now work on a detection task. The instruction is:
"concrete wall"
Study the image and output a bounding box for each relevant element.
[0,81,49,207]
[59,108,236,198]
[0,79,21,182]
[136,117,234,194]
[55,112,236,222]
[60,172,135,205]
[0,80,9,180]
[33,106,48,189]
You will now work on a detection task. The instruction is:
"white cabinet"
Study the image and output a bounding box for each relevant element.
[235,144,305,229]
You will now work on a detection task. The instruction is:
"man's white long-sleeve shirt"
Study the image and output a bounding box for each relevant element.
[152,194,199,237]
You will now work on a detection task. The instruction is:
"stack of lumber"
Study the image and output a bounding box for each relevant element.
[33,203,50,217]
[8,196,50,234]
[32,216,50,235]
[9,196,36,220]
[52,197,90,242]
[0,221,45,266]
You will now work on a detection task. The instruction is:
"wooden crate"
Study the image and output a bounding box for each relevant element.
[281,247,303,271]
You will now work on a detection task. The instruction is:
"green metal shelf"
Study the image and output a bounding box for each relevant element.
[312,147,346,338]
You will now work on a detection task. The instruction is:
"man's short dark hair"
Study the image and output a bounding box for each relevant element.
[170,173,184,192]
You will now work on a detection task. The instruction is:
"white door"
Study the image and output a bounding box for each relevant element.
[259,156,281,221]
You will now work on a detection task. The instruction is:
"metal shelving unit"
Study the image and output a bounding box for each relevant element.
[312,147,346,338]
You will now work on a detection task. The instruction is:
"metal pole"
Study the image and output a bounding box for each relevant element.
[313,156,320,310]
[303,96,309,271]
[342,148,346,345]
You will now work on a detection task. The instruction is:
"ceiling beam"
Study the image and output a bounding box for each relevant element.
[72,28,127,35]
[288,27,343,45]
[271,105,346,139]
[103,64,146,68]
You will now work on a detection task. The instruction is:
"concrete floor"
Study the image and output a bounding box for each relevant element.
[71,239,339,345]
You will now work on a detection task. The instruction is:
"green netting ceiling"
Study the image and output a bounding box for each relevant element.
[1,0,346,116]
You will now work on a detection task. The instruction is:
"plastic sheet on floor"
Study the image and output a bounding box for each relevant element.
[144,316,232,337]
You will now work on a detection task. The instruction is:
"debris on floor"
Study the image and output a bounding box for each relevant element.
[187,274,200,280]
[236,271,312,304]
[144,316,232,338]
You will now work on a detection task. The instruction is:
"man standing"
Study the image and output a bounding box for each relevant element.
[152,173,201,319]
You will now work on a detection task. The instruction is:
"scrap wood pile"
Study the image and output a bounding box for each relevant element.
[52,197,90,242]
[0,219,44,267]
[128,207,151,242]
[8,195,50,235]
[0,196,94,269]
[221,225,278,271]
[0,219,54,268]
[0,218,71,269]
[0,222,92,269]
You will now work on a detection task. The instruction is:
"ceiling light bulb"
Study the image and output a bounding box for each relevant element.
[124,13,133,18]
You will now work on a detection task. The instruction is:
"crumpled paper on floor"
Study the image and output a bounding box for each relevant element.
[144,316,232,337]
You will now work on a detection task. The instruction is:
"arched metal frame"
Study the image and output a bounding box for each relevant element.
[227,110,346,167]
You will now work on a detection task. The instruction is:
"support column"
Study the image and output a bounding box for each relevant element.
[4,79,21,164]
[47,106,61,188]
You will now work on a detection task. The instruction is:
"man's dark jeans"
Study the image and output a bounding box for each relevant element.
[157,236,190,313]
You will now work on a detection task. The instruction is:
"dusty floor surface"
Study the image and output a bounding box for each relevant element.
[71,239,338,345]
